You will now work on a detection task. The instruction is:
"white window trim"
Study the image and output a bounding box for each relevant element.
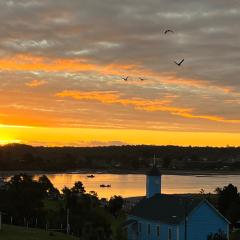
[177,225,179,240]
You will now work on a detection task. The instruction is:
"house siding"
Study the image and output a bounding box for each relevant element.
[127,202,229,240]
[179,202,229,240]
[127,216,179,240]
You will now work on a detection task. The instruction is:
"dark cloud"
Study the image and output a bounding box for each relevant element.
[0,0,239,84]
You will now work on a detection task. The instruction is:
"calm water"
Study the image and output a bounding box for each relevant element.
[33,173,240,199]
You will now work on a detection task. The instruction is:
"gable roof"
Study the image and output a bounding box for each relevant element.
[129,194,205,224]
[202,200,231,224]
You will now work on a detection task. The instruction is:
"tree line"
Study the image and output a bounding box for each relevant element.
[0,144,240,171]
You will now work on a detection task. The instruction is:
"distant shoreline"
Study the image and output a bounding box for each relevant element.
[1,169,240,177]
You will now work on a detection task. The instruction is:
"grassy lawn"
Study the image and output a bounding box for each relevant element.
[0,224,78,240]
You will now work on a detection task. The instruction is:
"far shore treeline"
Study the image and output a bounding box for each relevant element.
[0,144,240,171]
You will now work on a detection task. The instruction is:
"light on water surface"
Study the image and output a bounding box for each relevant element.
[33,173,240,199]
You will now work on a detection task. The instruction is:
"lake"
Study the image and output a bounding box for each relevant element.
[33,173,240,199]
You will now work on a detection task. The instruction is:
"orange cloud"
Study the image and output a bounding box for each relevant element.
[25,79,47,87]
[56,90,189,113]
[175,112,240,123]
[0,54,234,94]
[56,90,240,124]
[0,54,136,74]
[0,54,235,99]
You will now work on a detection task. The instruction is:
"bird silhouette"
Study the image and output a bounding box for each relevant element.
[122,76,128,81]
[174,59,184,66]
[164,29,174,34]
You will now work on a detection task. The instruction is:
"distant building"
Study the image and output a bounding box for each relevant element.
[124,166,230,240]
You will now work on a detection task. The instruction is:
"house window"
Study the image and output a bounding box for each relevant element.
[138,223,141,233]
[148,224,151,235]
[157,225,160,237]
[168,228,172,240]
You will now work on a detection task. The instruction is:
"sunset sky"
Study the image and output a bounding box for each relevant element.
[0,0,240,146]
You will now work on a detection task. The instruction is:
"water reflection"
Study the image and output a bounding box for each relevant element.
[33,173,240,199]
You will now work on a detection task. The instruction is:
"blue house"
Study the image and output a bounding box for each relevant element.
[125,166,230,240]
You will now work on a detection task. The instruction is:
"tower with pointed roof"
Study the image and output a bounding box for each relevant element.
[146,165,161,198]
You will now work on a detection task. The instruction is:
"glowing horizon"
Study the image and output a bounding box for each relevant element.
[0,123,239,147]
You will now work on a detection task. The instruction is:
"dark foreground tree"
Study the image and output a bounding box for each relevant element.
[2,174,45,223]
[108,196,124,216]
[38,175,60,199]
[215,184,240,223]
[61,181,113,238]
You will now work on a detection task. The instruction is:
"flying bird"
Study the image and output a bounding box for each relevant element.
[164,29,174,34]
[139,77,145,81]
[122,76,128,81]
[174,59,184,66]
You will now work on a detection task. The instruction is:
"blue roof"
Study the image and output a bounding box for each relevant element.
[129,194,204,224]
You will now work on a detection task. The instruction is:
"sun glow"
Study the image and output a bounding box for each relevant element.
[0,139,21,145]
[0,126,22,145]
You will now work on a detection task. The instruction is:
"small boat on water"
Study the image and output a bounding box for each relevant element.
[100,184,111,188]
[87,174,95,178]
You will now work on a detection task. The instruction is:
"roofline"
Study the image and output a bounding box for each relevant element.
[204,199,231,224]
[179,199,205,224]
[180,199,230,224]
[129,197,230,225]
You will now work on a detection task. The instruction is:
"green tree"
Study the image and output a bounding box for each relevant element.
[215,184,240,223]
[108,196,124,216]
[38,175,59,198]
[71,181,85,195]
[4,174,45,222]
